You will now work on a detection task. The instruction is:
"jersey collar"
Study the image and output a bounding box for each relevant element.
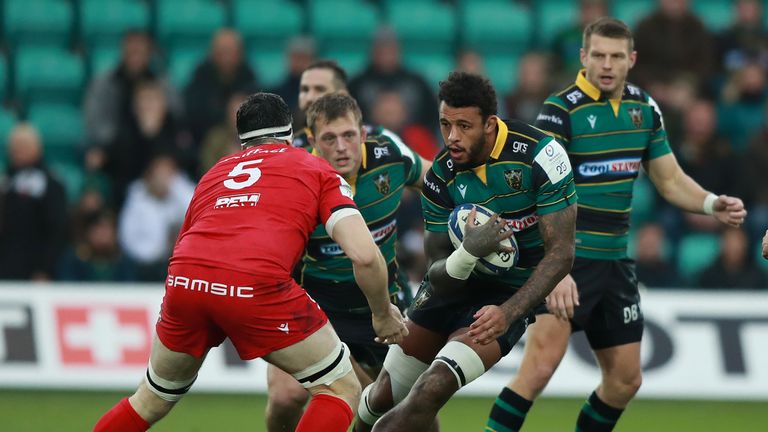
[575,69,601,101]
[470,118,508,185]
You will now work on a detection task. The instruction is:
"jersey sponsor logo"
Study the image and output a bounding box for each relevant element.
[627,85,641,96]
[578,158,641,177]
[424,177,441,194]
[504,169,523,190]
[534,141,571,184]
[167,275,255,298]
[627,107,644,128]
[220,146,287,163]
[505,212,539,232]
[511,141,529,154]
[373,147,390,159]
[457,184,467,198]
[587,114,597,129]
[337,175,354,198]
[536,113,563,125]
[319,219,397,255]
[566,90,584,104]
[373,172,391,195]
[213,193,261,209]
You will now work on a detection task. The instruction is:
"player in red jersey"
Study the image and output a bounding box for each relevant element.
[93,93,408,432]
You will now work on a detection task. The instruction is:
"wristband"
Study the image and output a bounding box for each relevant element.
[703,193,718,215]
[445,244,479,280]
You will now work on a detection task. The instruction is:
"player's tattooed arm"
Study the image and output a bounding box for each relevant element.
[500,203,576,323]
[424,230,469,294]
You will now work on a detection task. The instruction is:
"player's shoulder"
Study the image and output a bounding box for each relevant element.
[497,119,553,162]
[550,83,591,112]
[364,126,413,166]
[428,148,456,183]
[623,82,651,103]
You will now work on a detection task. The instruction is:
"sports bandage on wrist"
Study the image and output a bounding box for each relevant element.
[703,193,718,215]
[445,244,479,280]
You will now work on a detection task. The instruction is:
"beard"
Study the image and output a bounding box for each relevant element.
[453,134,488,170]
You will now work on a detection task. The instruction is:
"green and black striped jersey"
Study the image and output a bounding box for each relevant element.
[534,71,672,260]
[422,119,577,289]
[297,128,422,311]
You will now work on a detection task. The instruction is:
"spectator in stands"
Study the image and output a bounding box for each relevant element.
[269,35,316,120]
[0,124,67,281]
[674,99,741,233]
[550,0,607,83]
[184,29,258,147]
[717,58,767,151]
[370,90,440,160]
[740,102,768,241]
[84,31,180,156]
[349,26,437,131]
[57,211,136,282]
[118,155,194,281]
[633,0,714,93]
[106,81,192,208]
[70,186,108,245]
[717,0,768,74]
[455,49,485,75]
[199,93,246,175]
[634,223,681,288]
[697,227,767,289]
[504,52,553,124]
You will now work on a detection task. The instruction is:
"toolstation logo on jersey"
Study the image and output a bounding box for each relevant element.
[578,158,641,177]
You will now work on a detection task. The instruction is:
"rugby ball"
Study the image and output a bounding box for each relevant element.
[447,204,518,275]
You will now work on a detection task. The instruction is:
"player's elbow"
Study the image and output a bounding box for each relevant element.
[553,242,575,278]
[349,244,384,270]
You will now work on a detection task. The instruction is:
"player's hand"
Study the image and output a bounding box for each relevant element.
[545,274,579,321]
[462,207,515,257]
[468,305,509,345]
[372,303,409,345]
[712,195,747,227]
[762,230,768,259]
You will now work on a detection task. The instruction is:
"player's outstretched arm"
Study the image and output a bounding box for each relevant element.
[331,213,407,344]
[762,230,768,259]
[645,153,747,226]
[470,204,577,345]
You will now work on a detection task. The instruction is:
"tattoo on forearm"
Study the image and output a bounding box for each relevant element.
[502,204,577,321]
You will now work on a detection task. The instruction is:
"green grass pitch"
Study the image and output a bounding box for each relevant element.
[0,390,765,431]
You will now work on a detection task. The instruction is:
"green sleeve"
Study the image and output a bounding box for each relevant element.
[645,95,673,161]
[421,168,453,232]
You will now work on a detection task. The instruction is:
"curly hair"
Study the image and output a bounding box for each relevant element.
[438,72,497,120]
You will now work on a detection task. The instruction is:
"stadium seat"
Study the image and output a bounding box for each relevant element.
[88,47,122,78]
[26,103,83,165]
[677,233,721,283]
[692,0,733,32]
[535,0,579,47]
[14,48,85,106]
[320,48,369,77]
[233,0,305,49]
[3,0,72,49]
[49,161,86,204]
[80,0,150,52]
[461,1,532,55]
[484,55,520,96]
[0,55,7,103]
[310,0,379,53]
[611,0,656,30]
[248,49,287,90]
[387,1,456,56]
[404,53,454,88]
[0,108,17,168]
[167,47,208,89]
[156,0,226,53]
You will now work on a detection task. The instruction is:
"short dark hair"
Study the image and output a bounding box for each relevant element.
[305,60,348,90]
[438,72,497,119]
[236,93,293,146]
[306,93,362,134]
[583,17,634,52]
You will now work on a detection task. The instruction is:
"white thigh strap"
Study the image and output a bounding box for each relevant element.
[145,361,197,402]
[382,344,430,403]
[292,341,352,389]
[433,341,485,388]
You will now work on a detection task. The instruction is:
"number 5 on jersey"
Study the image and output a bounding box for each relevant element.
[224,159,264,190]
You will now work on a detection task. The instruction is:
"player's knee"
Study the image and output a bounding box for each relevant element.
[267,384,310,413]
[604,369,642,400]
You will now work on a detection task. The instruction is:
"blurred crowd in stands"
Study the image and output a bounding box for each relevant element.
[1,0,767,288]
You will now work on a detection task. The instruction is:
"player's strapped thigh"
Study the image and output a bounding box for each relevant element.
[433,341,486,388]
[145,360,197,402]
[357,344,430,425]
[291,339,353,388]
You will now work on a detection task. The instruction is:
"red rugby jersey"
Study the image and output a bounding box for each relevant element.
[170,144,356,280]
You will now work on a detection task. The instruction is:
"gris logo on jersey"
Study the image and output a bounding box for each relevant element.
[566,90,583,104]
[504,169,523,190]
[628,107,644,128]
[511,141,529,153]
[373,172,391,195]
[373,147,390,158]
